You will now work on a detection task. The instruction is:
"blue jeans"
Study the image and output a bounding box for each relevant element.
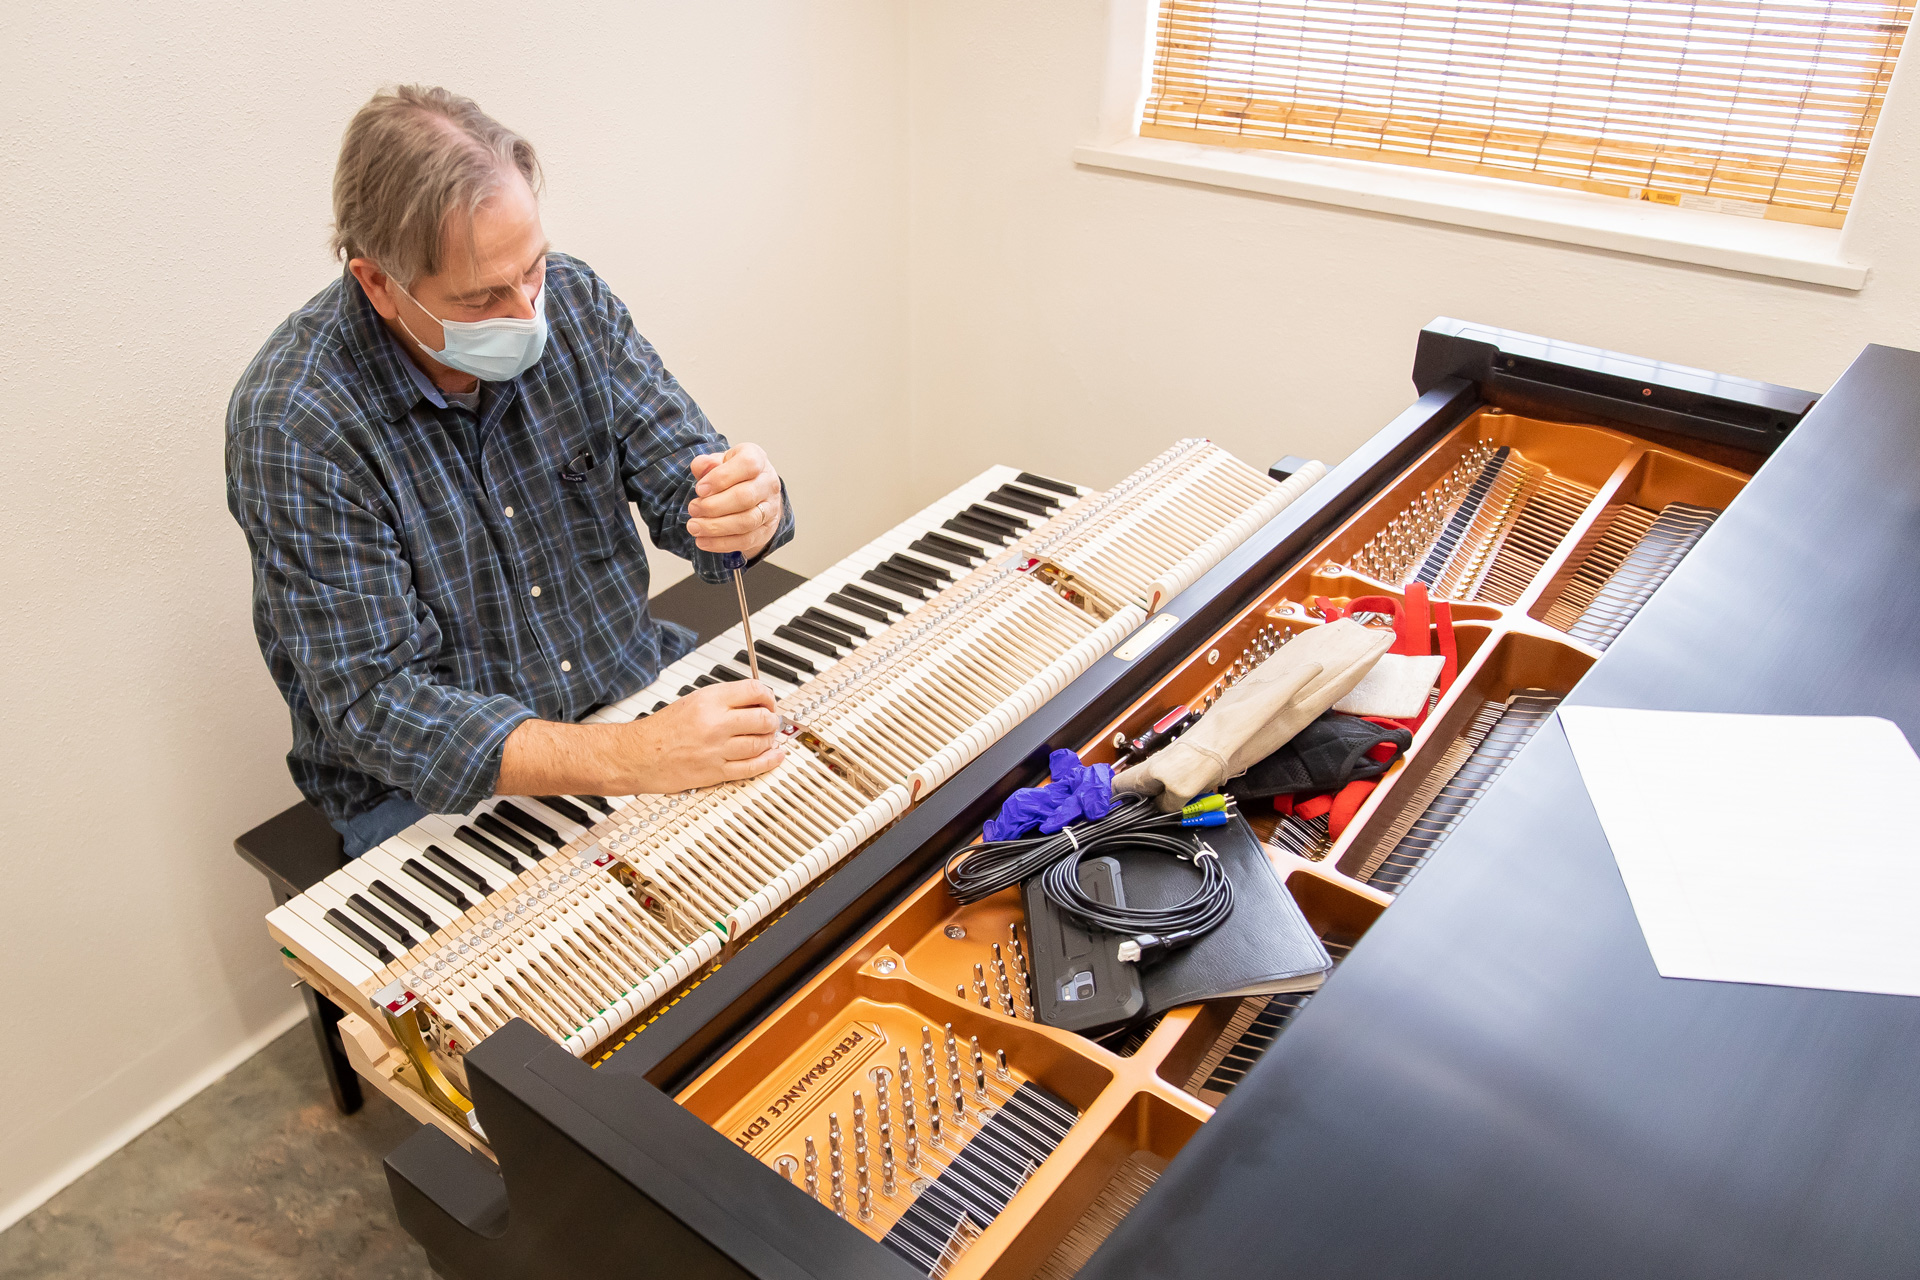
[331,793,429,858]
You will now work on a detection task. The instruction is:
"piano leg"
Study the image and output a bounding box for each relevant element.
[298,979,364,1115]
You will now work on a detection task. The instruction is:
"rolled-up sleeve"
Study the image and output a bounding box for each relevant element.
[228,425,535,814]
[594,280,796,585]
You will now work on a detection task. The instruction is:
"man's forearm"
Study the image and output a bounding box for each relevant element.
[497,718,645,797]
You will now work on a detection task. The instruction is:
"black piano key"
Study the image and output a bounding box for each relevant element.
[920,530,986,561]
[884,553,949,587]
[910,536,977,568]
[781,616,850,652]
[347,893,418,950]
[826,591,891,623]
[466,819,532,867]
[800,607,868,640]
[740,651,803,686]
[1017,470,1079,497]
[535,795,591,826]
[575,794,617,816]
[677,685,695,697]
[988,485,1055,517]
[425,844,492,895]
[651,701,670,713]
[754,639,818,674]
[368,880,437,932]
[693,674,718,689]
[862,567,929,600]
[946,514,1014,545]
[965,502,1028,533]
[839,583,905,614]
[774,624,842,658]
[1006,481,1066,510]
[404,858,472,911]
[708,664,745,682]
[494,801,560,848]
[325,908,396,964]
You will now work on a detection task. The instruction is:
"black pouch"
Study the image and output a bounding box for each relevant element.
[1228,712,1413,800]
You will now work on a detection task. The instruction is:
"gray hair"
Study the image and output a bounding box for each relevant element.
[330,85,543,286]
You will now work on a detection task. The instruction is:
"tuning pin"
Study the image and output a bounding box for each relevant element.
[804,1136,820,1200]
[957,983,969,1002]
[971,1037,986,1098]
[828,1114,844,1177]
[951,1071,966,1122]
[852,1092,868,1156]
[879,1121,896,1196]
[945,1024,959,1076]
[857,1158,871,1221]
[775,1154,798,1183]
[995,1048,1010,1081]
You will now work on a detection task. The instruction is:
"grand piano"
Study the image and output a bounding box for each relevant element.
[368,321,1918,1278]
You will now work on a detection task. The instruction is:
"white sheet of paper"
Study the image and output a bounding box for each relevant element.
[1558,706,1920,998]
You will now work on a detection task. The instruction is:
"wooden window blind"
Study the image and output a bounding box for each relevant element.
[1142,0,1913,225]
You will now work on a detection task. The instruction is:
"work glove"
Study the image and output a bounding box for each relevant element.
[1114,619,1393,811]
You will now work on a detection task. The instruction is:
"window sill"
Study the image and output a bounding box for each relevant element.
[1073,137,1867,291]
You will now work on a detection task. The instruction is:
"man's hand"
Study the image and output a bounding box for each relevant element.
[687,443,783,557]
[497,681,785,798]
[617,681,785,792]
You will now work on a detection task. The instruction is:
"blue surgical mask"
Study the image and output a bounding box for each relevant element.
[391,275,549,382]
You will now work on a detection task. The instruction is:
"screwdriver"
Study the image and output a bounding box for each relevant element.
[723,550,763,684]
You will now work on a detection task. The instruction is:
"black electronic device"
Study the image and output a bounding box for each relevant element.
[1022,855,1145,1034]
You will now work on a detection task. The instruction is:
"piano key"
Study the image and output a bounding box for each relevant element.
[753,639,818,674]
[1017,470,1080,497]
[773,624,842,659]
[884,553,951,586]
[349,850,461,929]
[460,822,529,871]
[799,608,868,641]
[692,675,717,689]
[536,796,591,826]
[987,486,1054,517]
[424,844,494,896]
[1005,480,1066,509]
[862,567,929,600]
[491,800,561,849]
[367,880,437,933]
[945,514,1014,545]
[401,856,473,911]
[514,796,592,842]
[652,701,669,713]
[739,652,802,686]
[910,536,977,568]
[963,502,1028,534]
[707,665,745,682]
[826,591,892,623]
[325,907,396,964]
[269,905,376,990]
[346,893,418,950]
[779,617,851,654]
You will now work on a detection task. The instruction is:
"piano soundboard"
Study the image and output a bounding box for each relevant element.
[265,439,1328,1147]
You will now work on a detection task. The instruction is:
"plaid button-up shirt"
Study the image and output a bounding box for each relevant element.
[226,253,793,824]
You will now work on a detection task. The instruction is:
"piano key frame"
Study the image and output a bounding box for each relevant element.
[383,320,1811,1280]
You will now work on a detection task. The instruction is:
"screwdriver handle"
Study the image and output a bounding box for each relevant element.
[722,551,747,573]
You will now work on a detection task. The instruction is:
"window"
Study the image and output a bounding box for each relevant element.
[1141,0,1913,226]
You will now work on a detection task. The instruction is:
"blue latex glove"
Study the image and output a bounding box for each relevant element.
[982,750,1115,841]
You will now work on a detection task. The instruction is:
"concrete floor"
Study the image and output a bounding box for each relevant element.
[0,1025,429,1279]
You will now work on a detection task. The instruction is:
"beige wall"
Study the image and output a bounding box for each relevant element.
[902,1,1920,502]
[0,1,908,1228]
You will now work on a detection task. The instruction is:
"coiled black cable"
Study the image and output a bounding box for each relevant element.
[1037,830,1234,954]
[944,793,1238,961]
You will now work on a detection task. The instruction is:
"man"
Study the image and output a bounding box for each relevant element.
[228,85,792,857]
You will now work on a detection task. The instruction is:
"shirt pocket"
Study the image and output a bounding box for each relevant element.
[557,450,643,562]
